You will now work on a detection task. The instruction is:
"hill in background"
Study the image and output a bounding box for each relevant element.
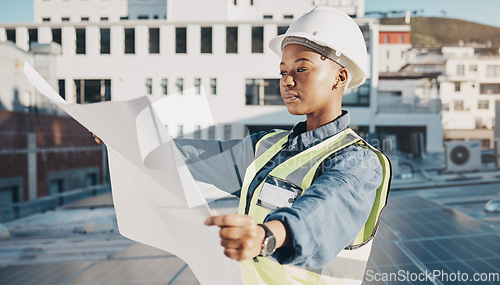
[380,17,500,48]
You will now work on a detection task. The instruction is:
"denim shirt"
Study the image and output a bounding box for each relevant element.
[175,110,382,269]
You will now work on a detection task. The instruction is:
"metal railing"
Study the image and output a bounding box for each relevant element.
[377,95,441,114]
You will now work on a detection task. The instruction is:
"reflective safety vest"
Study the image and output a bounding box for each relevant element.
[238,128,391,285]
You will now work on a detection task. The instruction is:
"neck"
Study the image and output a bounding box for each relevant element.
[306,109,342,132]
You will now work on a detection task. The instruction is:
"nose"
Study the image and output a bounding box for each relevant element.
[282,74,295,88]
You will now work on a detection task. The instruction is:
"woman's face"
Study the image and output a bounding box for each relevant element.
[279,44,342,117]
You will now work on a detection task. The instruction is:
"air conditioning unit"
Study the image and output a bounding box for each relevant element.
[445,141,481,173]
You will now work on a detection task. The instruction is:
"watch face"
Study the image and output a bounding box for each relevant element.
[265,236,276,254]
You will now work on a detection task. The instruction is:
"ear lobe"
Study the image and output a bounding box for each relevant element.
[337,68,349,88]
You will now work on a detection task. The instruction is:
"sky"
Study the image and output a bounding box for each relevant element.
[0,0,499,27]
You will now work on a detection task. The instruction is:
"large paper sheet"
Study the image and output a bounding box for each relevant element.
[23,62,243,285]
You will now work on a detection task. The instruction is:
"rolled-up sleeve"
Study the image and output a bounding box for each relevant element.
[265,145,383,269]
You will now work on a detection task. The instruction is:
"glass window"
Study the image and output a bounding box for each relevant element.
[226,27,238,53]
[469,64,477,72]
[177,125,184,138]
[263,15,273,19]
[76,28,86,54]
[486,65,500,77]
[75,79,111,103]
[176,78,184,94]
[100,17,108,21]
[195,78,201,94]
[176,27,187,54]
[58,79,65,99]
[201,27,212,54]
[161,78,168,95]
[52,28,61,45]
[0,186,19,205]
[224,124,231,140]
[124,28,135,54]
[81,17,89,21]
[138,15,149,20]
[28,28,38,47]
[252,26,263,53]
[194,125,201,139]
[100,28,110,54]
[210,78,217,95]
[480,83,500,94]
[284,15,293,19]
[49,179,64,195]
[62,17,70,22]
[149,28,160,54]
[6,29,16,43]
[208,126,215,139]
[120,16,128,21]
[245,79,283,105]
[454,82,461,92]
[85,173,97,187]
[454,100,464,111]
[342,79,371,106]
[42,17,50,22]
[277,26,288,35]
[146,78,152,95]
[456,64,465,76]
[478,100,489,110]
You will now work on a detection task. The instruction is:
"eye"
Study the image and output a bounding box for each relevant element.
[280,71,287,76]
[296,67,307,73]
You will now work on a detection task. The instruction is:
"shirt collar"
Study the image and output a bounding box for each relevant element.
[287,110,351,150]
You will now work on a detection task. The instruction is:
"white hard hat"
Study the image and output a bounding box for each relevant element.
[269,6,368,88]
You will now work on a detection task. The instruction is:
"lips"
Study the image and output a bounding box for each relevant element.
[283,92,299,103]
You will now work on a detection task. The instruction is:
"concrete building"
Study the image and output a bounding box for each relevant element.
[1,0,445,158]
[377,24,411,73]
[440,45,500,149]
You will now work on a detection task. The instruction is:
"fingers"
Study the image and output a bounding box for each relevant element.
[204,214,255,228]
[93,134,104,144]
[205,214,265,261]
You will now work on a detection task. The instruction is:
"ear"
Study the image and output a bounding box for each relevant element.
[336,68,349,88]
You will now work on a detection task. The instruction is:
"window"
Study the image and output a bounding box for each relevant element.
[195,78,201,94]
[138,15,149,20]
[264,15,273,19]
[456,64,465,76]
[210,78,217,95]
[480,83,500,94]
[226,27,238,53]
[100,28,110,54]
[224,124,231,140]
[384,35,389,43]
[49,179,64,195]
[81,17,89,22]
[120,16,128,21]
[153,15,159,19]
[175,27,187,54]
[399,35,404,43]
[441,102,450,111]
[233,0,237,5]
[454,100,464,111]
[75,79,111,103]
[0,186,20,205]
[58,79,65,99]
[177,125,184,138]
[85,173,97,187]
[478,100,489,110]
[194,125,201,139]
[284,15,293,19]
[62,17,70,22]
[342,79,371,106]
[201,27,212,54]
[176,78,184,94]
[28,28,38,46]
[42,17,50,22]
[149,28,160,54]
[386,51,390,59]
[6,29,15,43]
[252,26,263,53]
[101,17,109,21]
[124,28,135,54]
[486,65,500,77]
[469,64,477,72]
[277,26,288,35]
[250,0,254,5]
[245,79,283,105]
[52,28,61,45]
[454,82,461,92]
[208,126,216,139]
[146,78,152,95]
[161,78,168,95]
[76,28,86,54]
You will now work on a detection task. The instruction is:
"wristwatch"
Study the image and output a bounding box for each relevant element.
[258,224,276,257]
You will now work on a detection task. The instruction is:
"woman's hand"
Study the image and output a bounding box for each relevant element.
[93,134,104,144]
[205,214,265,261]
